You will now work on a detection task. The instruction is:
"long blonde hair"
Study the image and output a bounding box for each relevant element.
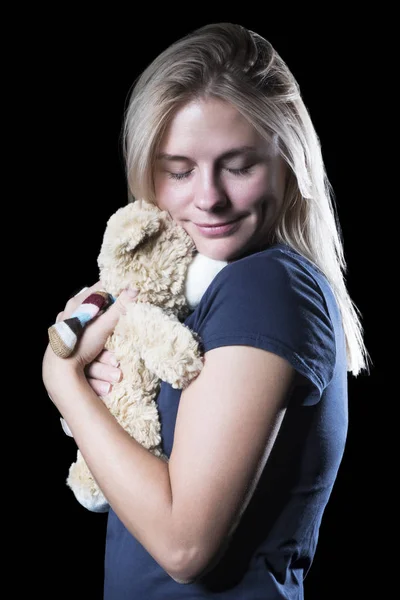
[122,22,369,376]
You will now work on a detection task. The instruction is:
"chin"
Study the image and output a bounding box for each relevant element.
[193,240,245,262]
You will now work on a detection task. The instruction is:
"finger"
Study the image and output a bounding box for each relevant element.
[86,288,138,345]
[72,282,102,301]
[97,288,138,329]
[63,281,104,317]
[95,349,120,367]
[87,377,113,396]
[73,286,89,298]
[85,360,122,384]
[54,283,103,327]
[67,288,138,367]
[54,287,93,324]
[81,281,103,297]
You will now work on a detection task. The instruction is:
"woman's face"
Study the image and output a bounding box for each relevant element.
[154,98,287,261]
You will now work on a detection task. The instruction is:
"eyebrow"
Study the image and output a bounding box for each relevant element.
[156,145,259,162]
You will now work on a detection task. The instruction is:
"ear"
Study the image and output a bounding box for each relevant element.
[99,201,164,259]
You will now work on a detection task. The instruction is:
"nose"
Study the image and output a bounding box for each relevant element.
[194,171,228,211]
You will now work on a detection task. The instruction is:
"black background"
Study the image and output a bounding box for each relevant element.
[24,13,381,599]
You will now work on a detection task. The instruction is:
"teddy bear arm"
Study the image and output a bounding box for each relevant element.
[126,303,203,389]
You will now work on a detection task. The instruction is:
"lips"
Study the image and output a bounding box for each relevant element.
[194,217,240,228]
[193,217,242,237]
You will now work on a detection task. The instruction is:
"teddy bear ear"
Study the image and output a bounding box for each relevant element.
[100,201,164,257]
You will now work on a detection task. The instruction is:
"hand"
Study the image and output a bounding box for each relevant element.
[43,283,139,396]
[54,283,123,394]
[85,349,123,396]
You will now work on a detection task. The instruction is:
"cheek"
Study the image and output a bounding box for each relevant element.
[154,178,186,213]
[228,174,271,210]
[247,165,286,211]
[153,176,168,209]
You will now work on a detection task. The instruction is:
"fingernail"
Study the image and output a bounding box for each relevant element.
[110,355,120,367]
[100,382,111,395]
[111,369,122,382]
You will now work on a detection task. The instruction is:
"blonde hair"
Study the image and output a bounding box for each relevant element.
[123,22,369,376]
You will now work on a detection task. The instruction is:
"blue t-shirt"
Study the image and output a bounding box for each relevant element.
[104,243,348,599]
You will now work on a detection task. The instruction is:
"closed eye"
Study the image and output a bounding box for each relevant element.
[167,165,254,181]
[168,170,193,180]
[226,166,254,176]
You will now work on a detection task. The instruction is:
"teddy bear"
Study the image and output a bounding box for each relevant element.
[48,198,227,513]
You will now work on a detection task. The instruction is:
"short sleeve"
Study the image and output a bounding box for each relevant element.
[188,248,337,405]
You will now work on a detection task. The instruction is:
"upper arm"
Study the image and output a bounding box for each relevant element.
[167,343,295,579]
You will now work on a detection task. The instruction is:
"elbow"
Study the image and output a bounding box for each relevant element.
[164,540,228,584]
[164,546,206,584]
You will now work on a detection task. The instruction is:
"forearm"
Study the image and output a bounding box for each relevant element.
[47,365,184,573]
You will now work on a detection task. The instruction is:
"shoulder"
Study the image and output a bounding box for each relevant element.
[195,243,332,325]
[226,243,325,286]
[188,244,339,399]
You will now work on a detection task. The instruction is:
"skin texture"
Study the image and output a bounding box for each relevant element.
[154,98,287,262]
[43,98,295,583]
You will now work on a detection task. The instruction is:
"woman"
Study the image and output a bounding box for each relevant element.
[42,22,369,599]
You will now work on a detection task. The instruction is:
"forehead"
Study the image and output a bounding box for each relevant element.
[159,98,271,157]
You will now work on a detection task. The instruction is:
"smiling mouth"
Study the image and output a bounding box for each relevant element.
[193,217,242,237]
[195,217,241,228]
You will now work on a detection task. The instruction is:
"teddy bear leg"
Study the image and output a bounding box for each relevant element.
[67,450,110,513]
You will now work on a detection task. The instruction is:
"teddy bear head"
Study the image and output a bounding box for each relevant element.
[98,199,197,321]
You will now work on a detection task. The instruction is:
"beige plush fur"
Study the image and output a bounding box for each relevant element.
[66,199,219,513]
